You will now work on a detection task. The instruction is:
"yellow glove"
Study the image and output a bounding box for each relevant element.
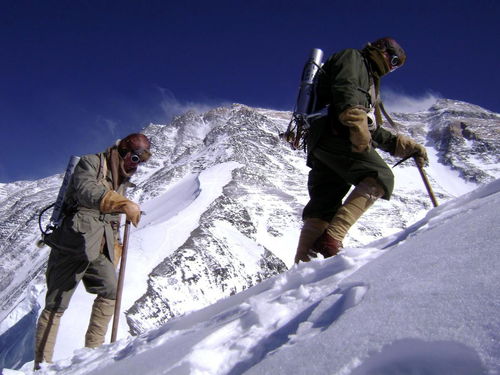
[394,134,428,167]
[100,190,141,227]
[339,107,372,153]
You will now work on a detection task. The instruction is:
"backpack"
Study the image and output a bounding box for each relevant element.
[37,155,81,239]
[281,48,326,150]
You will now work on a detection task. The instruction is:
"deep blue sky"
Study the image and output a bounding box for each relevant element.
[1,0,499,182]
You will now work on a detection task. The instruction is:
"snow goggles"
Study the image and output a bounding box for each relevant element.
[121,147,151,164]
[130,153,142,164]
[388,53,401,71]
[130,149,151,164]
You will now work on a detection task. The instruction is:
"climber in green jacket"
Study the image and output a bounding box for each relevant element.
[294,37,427,263]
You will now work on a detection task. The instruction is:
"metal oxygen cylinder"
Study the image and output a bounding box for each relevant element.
[49,155,80,227]
[295,48,324,116]
[280,47,324,150]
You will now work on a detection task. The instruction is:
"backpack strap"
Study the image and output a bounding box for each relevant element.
[379,101,399,130]
[98,153,113,190]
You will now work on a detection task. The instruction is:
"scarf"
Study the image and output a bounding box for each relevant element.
[106,147,131,190]
[362,45,392,127]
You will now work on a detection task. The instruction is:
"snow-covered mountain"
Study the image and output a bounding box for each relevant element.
[8,153,500,375]
[0,98,499,371]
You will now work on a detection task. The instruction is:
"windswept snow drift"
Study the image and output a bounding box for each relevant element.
[11,179,499,375]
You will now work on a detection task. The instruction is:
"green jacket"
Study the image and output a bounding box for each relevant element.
[304,48,399,199]
[46,151,127,263]
[307,48,397,158]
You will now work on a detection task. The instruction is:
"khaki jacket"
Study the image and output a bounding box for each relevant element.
[45,151,127,263]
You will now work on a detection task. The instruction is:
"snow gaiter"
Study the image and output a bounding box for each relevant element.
[34,309,64,369]
[327,177,385,242]
[85,296,115,348]
[294,218,329,263]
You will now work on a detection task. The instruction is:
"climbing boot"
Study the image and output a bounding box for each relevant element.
[312,233,343,258]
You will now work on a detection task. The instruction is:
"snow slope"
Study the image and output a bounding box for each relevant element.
[1,99,499,373]
[10,178,499,375]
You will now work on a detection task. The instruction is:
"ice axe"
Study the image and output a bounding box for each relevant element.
[393,154,439,208]
[414,157,439,207]
[110,219,131,343]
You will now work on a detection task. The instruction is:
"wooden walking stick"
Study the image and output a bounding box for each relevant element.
[381,104,438,208]
[111,220,131,343]
[394,154,439,208]
[413,156,439,208]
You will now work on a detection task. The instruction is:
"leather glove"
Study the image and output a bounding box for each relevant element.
[394,134,429,167]
[339,107,372,153]
[100,190,141,227]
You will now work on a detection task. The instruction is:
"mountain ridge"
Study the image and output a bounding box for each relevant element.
[0,98,499,368]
